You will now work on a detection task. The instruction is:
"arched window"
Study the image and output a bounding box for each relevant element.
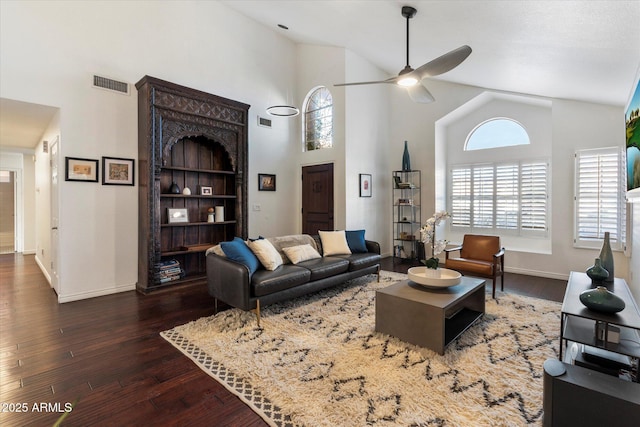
[465,118,530,151]
[304,87,333,151]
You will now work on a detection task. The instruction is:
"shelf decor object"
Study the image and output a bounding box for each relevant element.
[579,286,626,314]
[136,76,249,293]
[586,258,609,284]
[599,231,615,283]
[402,140,411,171]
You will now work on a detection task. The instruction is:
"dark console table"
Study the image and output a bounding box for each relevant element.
[543,272,640,426]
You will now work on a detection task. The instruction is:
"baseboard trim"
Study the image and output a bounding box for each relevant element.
[58,283,136,303]
[505,266,569,281]
[34,255,52,285]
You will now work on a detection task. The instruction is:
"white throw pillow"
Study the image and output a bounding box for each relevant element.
[318,230,352,256]
[248,239,283,271]
[282,244,322,264]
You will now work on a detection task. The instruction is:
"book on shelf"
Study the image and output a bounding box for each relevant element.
[154,259,185,283]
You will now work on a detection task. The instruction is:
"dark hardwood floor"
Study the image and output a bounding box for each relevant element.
[0,254,566,426]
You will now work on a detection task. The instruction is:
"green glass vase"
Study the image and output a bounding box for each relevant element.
[586,258,609,284]
[579,286,625,314]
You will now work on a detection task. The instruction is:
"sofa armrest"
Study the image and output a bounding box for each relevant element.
[365,240,380,255]
[206,253,253,311]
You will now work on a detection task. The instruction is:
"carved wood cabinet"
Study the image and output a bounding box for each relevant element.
[136,76,249,293]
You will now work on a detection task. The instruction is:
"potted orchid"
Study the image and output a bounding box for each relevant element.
[419,210,451,269]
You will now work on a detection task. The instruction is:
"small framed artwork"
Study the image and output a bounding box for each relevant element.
[102,156,135,185]
[360,174,372,197]
[65,157,99,182]
[199,186,213,196]
[258,173,276,191]
[167,208,189,224]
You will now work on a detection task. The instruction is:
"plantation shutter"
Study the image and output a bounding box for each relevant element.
[450,167,471,227]
[450,160,549,236]
[521,161,548,235]
[574,148,625,249]
[473,166,494,228]
[496,164,519,230]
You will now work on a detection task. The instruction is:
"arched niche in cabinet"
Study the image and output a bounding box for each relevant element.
[136,75,249,293]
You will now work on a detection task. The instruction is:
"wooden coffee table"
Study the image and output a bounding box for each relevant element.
[375,277,485,354]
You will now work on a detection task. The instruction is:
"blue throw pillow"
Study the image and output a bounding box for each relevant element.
[345,230,368,253]
[220,237,260,276]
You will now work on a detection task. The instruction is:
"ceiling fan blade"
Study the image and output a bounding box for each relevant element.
[414,45,472,80]
[334,77,397,87]
[407,84,435,104]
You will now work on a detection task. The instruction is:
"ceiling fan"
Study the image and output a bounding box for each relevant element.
[334,6,472,104]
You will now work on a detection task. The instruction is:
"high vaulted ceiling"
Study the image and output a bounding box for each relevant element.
[223,0,640,106]
[2,1,639,150]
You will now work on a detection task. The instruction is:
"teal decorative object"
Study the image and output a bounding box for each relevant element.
[402,141,411,171]
[579,286,625,314]
[599,231,614,283]
[586,258,609,284]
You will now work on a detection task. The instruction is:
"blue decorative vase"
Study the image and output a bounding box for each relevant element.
[579,286,625,314]
[402,141,411,171]
[599,232,614,283]
[586,258,609,284]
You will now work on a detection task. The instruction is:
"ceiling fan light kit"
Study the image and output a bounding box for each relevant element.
[334,5,472,104]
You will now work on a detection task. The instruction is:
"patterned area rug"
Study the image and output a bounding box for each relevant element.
[161,271,561,426]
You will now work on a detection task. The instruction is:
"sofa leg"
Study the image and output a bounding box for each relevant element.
[492,277,497,299]
[254,299,261,328]
[377,266,381,282]
[214,298,218,314]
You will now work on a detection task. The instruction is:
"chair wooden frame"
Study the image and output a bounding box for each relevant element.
[444,236,505,299]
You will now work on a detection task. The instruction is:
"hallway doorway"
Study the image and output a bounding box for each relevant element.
[0,170,16,253]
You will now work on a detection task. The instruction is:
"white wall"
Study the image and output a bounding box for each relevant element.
[1,1,299,301]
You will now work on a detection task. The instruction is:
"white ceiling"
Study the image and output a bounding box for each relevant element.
[2,1,639,150]
[223,0,640,104]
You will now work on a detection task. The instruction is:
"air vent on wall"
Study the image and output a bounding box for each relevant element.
[257,115,272,128]
[92,75,130,95]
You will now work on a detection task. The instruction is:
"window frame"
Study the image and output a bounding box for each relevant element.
[303,86,333,151]
[464,117,530,151]
[574,147,626,250]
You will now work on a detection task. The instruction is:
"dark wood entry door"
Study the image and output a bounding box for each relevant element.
[302,163,334,235]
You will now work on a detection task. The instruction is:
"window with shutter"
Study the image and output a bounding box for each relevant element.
[449,160,549,236]
[574,147,625,250]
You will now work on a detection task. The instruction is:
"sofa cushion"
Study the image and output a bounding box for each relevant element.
[282,244,321,264]
[248,238,283,271]
[266,234,318,264]
[220,237,260,276]
[334,252,382,272]
[297,257,349,281]
[345,230,368,253]
[251,265,311,297]
[318,230,352,256]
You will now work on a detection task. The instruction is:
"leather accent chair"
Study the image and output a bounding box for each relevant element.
[444,234,505,298]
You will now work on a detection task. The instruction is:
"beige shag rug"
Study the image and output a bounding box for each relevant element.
[161,271,561,426]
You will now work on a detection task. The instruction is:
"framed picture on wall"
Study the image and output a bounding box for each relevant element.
[102,156,135,185]
[65,157,99,182]
[258,173,276,191]
[360,174,372,197]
